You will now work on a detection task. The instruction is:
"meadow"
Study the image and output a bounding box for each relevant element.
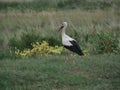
[0,54,120,90]
[0,0,120,89]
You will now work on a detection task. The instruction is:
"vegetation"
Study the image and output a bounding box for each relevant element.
[0,54,120,90]
[0,0,120,11]
[84,31,120,54]
[15,41,64,57]
[0,0,120,59]
[8,31,62,51]
[0,0,120,89]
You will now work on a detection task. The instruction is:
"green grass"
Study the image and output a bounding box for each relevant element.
[0,0,120,12]
[0,54,120,90]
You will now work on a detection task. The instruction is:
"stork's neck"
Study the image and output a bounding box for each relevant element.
[61,26,67,36]
[62,29,66,36]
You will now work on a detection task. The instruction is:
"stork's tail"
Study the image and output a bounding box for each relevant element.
[77,49,84,56]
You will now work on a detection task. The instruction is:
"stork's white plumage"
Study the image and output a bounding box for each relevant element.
[59,22,84,56]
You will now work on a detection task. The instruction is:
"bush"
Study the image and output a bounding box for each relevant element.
[20,31,40,49]
[8,36,22,50]
[8,31,61,50]
[97,31,119,53]
[8,31,62,58]
[8,31,41,50]
[87,31,120,54]
[41,37,62,46]
[15,41,64,57]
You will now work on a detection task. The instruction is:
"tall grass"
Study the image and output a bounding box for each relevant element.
[0,9,120,42]
[0,9,120,38]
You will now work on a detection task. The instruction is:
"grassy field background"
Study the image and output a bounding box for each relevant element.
[0,0,120,89]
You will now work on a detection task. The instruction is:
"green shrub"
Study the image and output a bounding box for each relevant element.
[97,31,119,53]
[8,36,22,50]
[88,31,119,54]
[8,31,40,50]
[8,31,61,50]
[41,37,61,46]
[20,31,40,49]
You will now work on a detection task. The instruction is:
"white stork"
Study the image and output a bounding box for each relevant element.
[58,22,84,61]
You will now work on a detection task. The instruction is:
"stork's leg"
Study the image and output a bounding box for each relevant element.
[65,49,69,63]
[72,53,76,64]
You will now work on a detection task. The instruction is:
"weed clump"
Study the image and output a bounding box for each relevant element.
[15,41,64,57]
[85,31,120,54]
[8,31,61,51]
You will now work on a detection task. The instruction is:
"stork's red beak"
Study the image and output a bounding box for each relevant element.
[58,25,64,31]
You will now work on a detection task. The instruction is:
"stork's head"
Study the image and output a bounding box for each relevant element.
[58,22,68,31]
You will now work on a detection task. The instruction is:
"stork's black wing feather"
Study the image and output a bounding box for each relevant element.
[70,40,84,55]
[64,40,84,56]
